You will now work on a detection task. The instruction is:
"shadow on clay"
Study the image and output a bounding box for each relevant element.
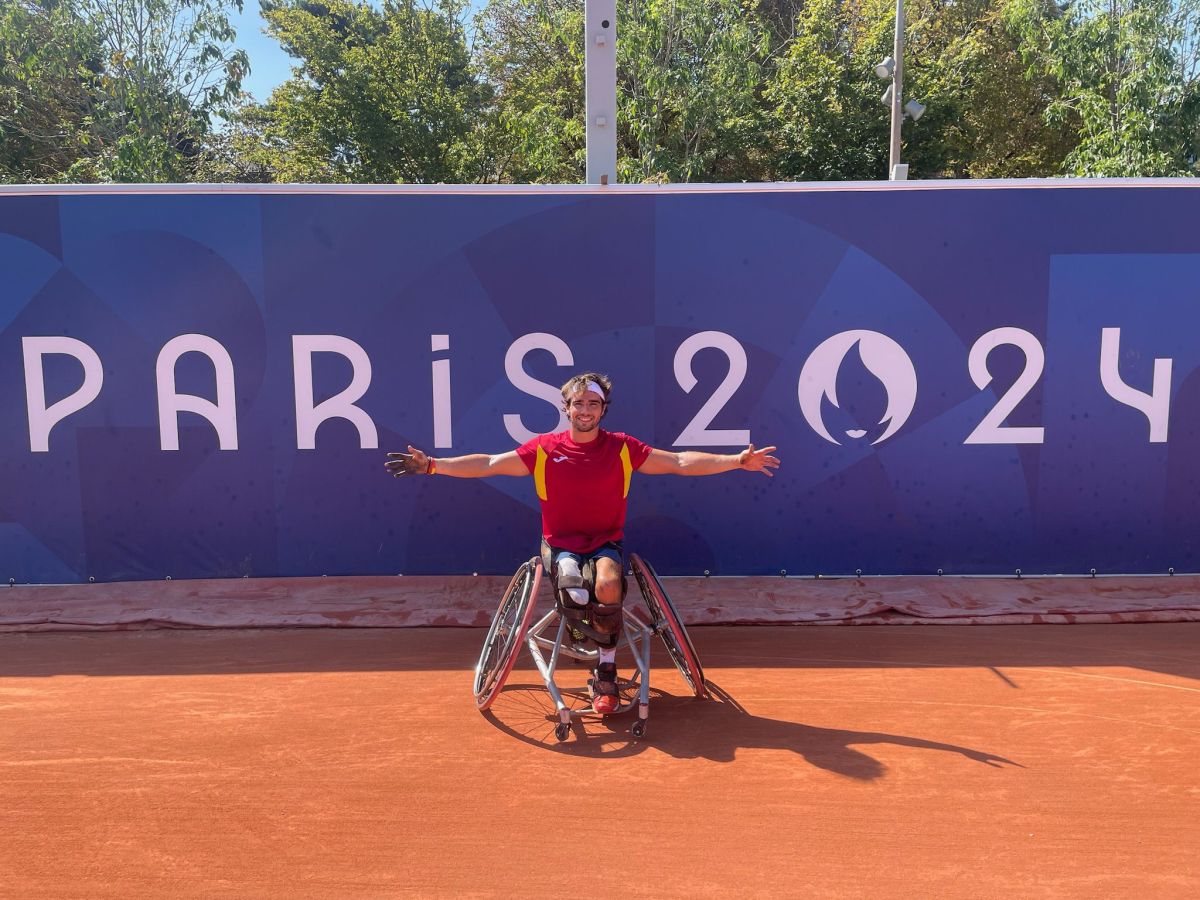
[482,679,1021,778]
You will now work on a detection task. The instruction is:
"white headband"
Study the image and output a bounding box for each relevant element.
[582,379,606,400]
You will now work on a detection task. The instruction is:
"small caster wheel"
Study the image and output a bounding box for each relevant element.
[554,722,570,742]
[631,720,647,738]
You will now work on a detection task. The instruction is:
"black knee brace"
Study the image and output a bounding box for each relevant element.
[543,545,626,648]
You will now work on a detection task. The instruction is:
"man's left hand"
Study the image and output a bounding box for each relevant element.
[738,444,780,476]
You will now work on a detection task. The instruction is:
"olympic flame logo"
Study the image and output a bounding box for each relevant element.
[798,330,917,445]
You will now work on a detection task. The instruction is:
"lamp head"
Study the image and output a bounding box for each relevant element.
[874,56,895,79]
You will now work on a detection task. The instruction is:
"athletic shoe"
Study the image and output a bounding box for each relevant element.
[591,662,620,715]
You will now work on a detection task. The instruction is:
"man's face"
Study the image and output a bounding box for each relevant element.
[566,390,605,433]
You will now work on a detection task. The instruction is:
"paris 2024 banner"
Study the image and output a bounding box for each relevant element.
[2,182,1199,583]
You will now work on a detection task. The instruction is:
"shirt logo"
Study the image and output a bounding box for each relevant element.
[552,454,568,463]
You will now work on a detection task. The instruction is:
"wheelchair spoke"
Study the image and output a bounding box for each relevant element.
[630,553,709,699]
[473,559,541,710]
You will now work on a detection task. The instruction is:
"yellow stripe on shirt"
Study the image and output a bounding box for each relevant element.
[534,445,548,500]
[620,444,632,498]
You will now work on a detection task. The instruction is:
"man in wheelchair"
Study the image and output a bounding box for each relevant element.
[386,372,780,713]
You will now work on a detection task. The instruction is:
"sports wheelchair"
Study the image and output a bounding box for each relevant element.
[472,552,709,742]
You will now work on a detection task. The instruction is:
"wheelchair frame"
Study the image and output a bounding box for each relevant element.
[473,552,708,742]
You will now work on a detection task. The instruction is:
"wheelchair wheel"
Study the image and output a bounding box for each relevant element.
[473,558,542,711]
[629,553,709,699]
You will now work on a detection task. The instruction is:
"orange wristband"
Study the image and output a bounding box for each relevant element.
[426,457,437,475]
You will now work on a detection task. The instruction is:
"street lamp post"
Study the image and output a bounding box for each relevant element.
[888,0,905,179]
[875,0,924,180]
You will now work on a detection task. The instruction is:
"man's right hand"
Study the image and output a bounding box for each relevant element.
[385,445,431,477]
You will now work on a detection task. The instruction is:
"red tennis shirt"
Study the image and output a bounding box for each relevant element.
[516,429,653,553]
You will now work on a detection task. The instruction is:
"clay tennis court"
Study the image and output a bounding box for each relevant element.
[3,618,1199,898]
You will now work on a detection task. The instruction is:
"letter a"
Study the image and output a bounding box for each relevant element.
[156,334,239,450]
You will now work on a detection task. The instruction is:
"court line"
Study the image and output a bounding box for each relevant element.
[703,654,1200,693]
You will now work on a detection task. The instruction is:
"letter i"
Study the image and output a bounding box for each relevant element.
[432,335,452,448]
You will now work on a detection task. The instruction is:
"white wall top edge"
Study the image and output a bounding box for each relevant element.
[0,178,1196,197]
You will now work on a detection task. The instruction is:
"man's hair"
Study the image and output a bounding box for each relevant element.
[560,372,612,411]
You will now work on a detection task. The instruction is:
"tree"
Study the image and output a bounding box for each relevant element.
[617,0,771,182]
[765,0,891,180]
[477,0,772,183]
[256,0,491,183]
[78,0,249,181]
[0,0,103,182]
[1,0,247,183]
[1007,0,1200,176]
[193,99,279,182]
[766,0,1078,181]
[474,0,585,182]
[899,0,1078,178]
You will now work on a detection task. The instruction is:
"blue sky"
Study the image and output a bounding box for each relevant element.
[231,3,294,102]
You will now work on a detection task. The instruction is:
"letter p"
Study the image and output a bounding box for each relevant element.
[23,336,104,453]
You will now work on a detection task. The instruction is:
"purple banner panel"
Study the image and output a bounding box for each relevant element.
[1,182,1199,581]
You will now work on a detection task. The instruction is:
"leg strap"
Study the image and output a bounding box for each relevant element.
[551,556,598,617]
[584,600,622,649]
[557,570,584,590]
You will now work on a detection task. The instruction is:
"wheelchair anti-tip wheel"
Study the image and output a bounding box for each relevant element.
[473,558,542,711]
[630,553,709,699]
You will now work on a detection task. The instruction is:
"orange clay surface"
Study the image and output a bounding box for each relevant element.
[2,623,1199,899]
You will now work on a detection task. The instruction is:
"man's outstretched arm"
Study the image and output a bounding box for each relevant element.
[385,446,528,478]
[638,444,780,477]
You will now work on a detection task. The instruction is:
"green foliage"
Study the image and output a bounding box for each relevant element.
[765,0,1077,180]
[256,0,490,183]
[616,0,771,182]
[0,0,248,183]
[474,0,585,183]
[0,0,103,182]
[477,0,772,183]
[193,99,279,181]
[1007,0,1200,176]
[899,0,1078,178]
[6,0,1199,184]
[765,0,891,180]
[79,0,249,181]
